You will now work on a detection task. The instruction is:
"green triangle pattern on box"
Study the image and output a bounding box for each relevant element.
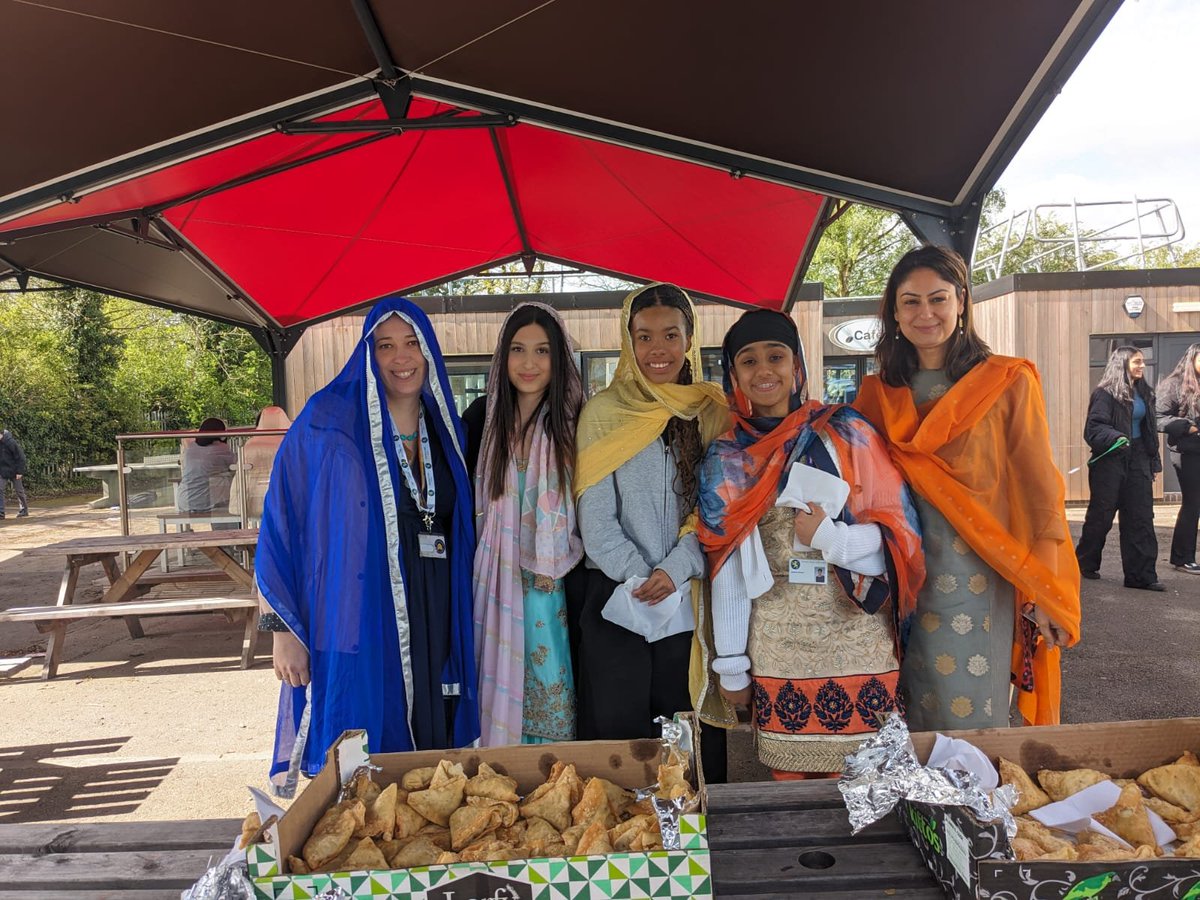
[678,814,708,850]
[250,850,712,900]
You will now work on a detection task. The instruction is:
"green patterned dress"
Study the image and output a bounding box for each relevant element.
[900,369,1015,730]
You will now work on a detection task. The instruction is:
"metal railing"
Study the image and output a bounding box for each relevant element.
[972,197,1186,281]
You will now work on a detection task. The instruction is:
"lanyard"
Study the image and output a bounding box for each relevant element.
[394,408,436,531]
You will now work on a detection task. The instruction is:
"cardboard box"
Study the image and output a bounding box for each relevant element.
[247,730,711,900]
[897,718,1200,900]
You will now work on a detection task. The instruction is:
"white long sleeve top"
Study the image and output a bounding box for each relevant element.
[711,462,887,692]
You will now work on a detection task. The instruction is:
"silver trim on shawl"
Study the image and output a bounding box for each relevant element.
[272,684,312,799]
[395,311,467,469]
[364,313,418,749]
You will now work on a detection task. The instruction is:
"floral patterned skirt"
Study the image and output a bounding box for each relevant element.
[520,570,576,743]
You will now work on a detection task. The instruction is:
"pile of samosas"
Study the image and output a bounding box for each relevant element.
[997,750,1200,861]
[275,756,696,875]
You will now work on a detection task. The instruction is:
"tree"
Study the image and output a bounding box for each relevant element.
[805,203,916,298]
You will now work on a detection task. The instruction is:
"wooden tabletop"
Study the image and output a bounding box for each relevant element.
[23,529,260,557]
[706,779,941,898]
[0,780,941,899]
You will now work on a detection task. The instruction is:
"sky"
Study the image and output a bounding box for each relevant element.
[995,0,1200,239]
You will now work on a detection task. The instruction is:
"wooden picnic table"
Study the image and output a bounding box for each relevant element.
[4,529,260,679]
[0,780,942,898]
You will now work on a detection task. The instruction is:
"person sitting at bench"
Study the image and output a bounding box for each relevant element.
[180,417,238,530]
[228,406,291,523]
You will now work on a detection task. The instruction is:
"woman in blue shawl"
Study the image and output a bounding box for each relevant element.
[257,296,479,796]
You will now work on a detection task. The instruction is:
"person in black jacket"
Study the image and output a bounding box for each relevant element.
[1156,342,1200,575]
[1075,346,1163,590]
[0,428,30,519]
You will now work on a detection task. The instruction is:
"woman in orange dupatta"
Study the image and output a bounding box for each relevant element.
[855,245,1081,728]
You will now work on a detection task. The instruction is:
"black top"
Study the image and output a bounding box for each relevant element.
[1156,376,1200,456]
[1084,383,1161,472]
[0,432,27,478]
[461,395,488,482]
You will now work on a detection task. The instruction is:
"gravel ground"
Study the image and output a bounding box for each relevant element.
[0,499,1196,824]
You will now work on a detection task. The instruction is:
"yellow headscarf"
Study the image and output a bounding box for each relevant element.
[575,284,730,498]
[575,283,736,729]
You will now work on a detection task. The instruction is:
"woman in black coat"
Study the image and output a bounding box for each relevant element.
[1075,346,1163,591]
[1156,342,1200,575]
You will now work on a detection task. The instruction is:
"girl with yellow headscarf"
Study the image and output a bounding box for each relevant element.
[574,283,733,783]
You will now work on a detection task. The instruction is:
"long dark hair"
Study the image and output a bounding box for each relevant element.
[1097,345,1153,406]
[629,284,703,504]
[874,245,992,387]
[1163,342,1200,419]
[483,305,581,502]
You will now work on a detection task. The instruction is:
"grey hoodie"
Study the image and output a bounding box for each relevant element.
[577,437,706,591]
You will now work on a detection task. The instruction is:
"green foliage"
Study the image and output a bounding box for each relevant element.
[805,203,917,298]
[0,287,271,492]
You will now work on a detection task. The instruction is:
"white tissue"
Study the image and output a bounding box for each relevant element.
[926,733,1000,791]
[602,576,694,642]
[776,462,851,552]
[1030,780,1176,848]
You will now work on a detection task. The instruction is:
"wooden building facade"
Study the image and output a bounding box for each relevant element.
[283,271,1200,503]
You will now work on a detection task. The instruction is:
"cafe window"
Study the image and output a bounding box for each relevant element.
[581,348,723,397]
[444,356,491,412]
[822,356,878,404]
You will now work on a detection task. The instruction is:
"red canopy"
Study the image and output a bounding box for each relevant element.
[1,98,823,327]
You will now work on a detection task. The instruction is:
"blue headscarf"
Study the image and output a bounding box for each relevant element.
[258,296,479,794]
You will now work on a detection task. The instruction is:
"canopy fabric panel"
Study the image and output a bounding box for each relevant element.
[2,98,823,326]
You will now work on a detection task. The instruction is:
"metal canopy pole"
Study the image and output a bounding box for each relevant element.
[489,128,536,273]
[900,203,982,265]
[251,326,305,412]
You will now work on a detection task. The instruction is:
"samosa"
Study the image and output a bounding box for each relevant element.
[1138,764,1200,812]
[520,779,573,832]
[1094,783,1159,851]
[575,820,614,855]
[998,757,1050,815]
[408,771,467,827]
[465,761,520,803]
[1036,768,1110,802]
[450,802,505,851]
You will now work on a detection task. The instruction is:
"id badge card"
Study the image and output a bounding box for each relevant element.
[788,557,828,585]
[418,532,448,559]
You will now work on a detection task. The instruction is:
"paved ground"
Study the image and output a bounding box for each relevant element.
[0,499,1196,821]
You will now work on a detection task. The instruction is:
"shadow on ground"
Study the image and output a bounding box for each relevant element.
[0,735,179,823]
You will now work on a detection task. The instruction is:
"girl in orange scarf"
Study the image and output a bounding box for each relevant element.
[698,310,924,776]
[855,245,1081,728]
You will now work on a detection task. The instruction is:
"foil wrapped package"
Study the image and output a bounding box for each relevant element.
[838,714,1016,837]
[647,714,698,849]
[180,846,256,900]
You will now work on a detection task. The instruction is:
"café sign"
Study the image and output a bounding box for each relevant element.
[829,317,883,352]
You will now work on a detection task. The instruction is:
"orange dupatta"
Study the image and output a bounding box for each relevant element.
[854,356,1081,726]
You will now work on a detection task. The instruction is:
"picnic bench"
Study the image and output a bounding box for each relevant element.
[72,457,181,509]
[155,510,244,572]
[0,780,943,898]
[0,529,260,680]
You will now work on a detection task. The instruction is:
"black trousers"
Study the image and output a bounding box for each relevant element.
[575,567,727,784]
[1170,452,1200,566]
[1076,450,1159,586]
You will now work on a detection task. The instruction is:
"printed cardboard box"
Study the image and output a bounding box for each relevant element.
[247,729,711,900]
[898,717,1200,900]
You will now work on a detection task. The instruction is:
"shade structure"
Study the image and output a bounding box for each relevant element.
[0,0,1123,334]
[1,97,825,327]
